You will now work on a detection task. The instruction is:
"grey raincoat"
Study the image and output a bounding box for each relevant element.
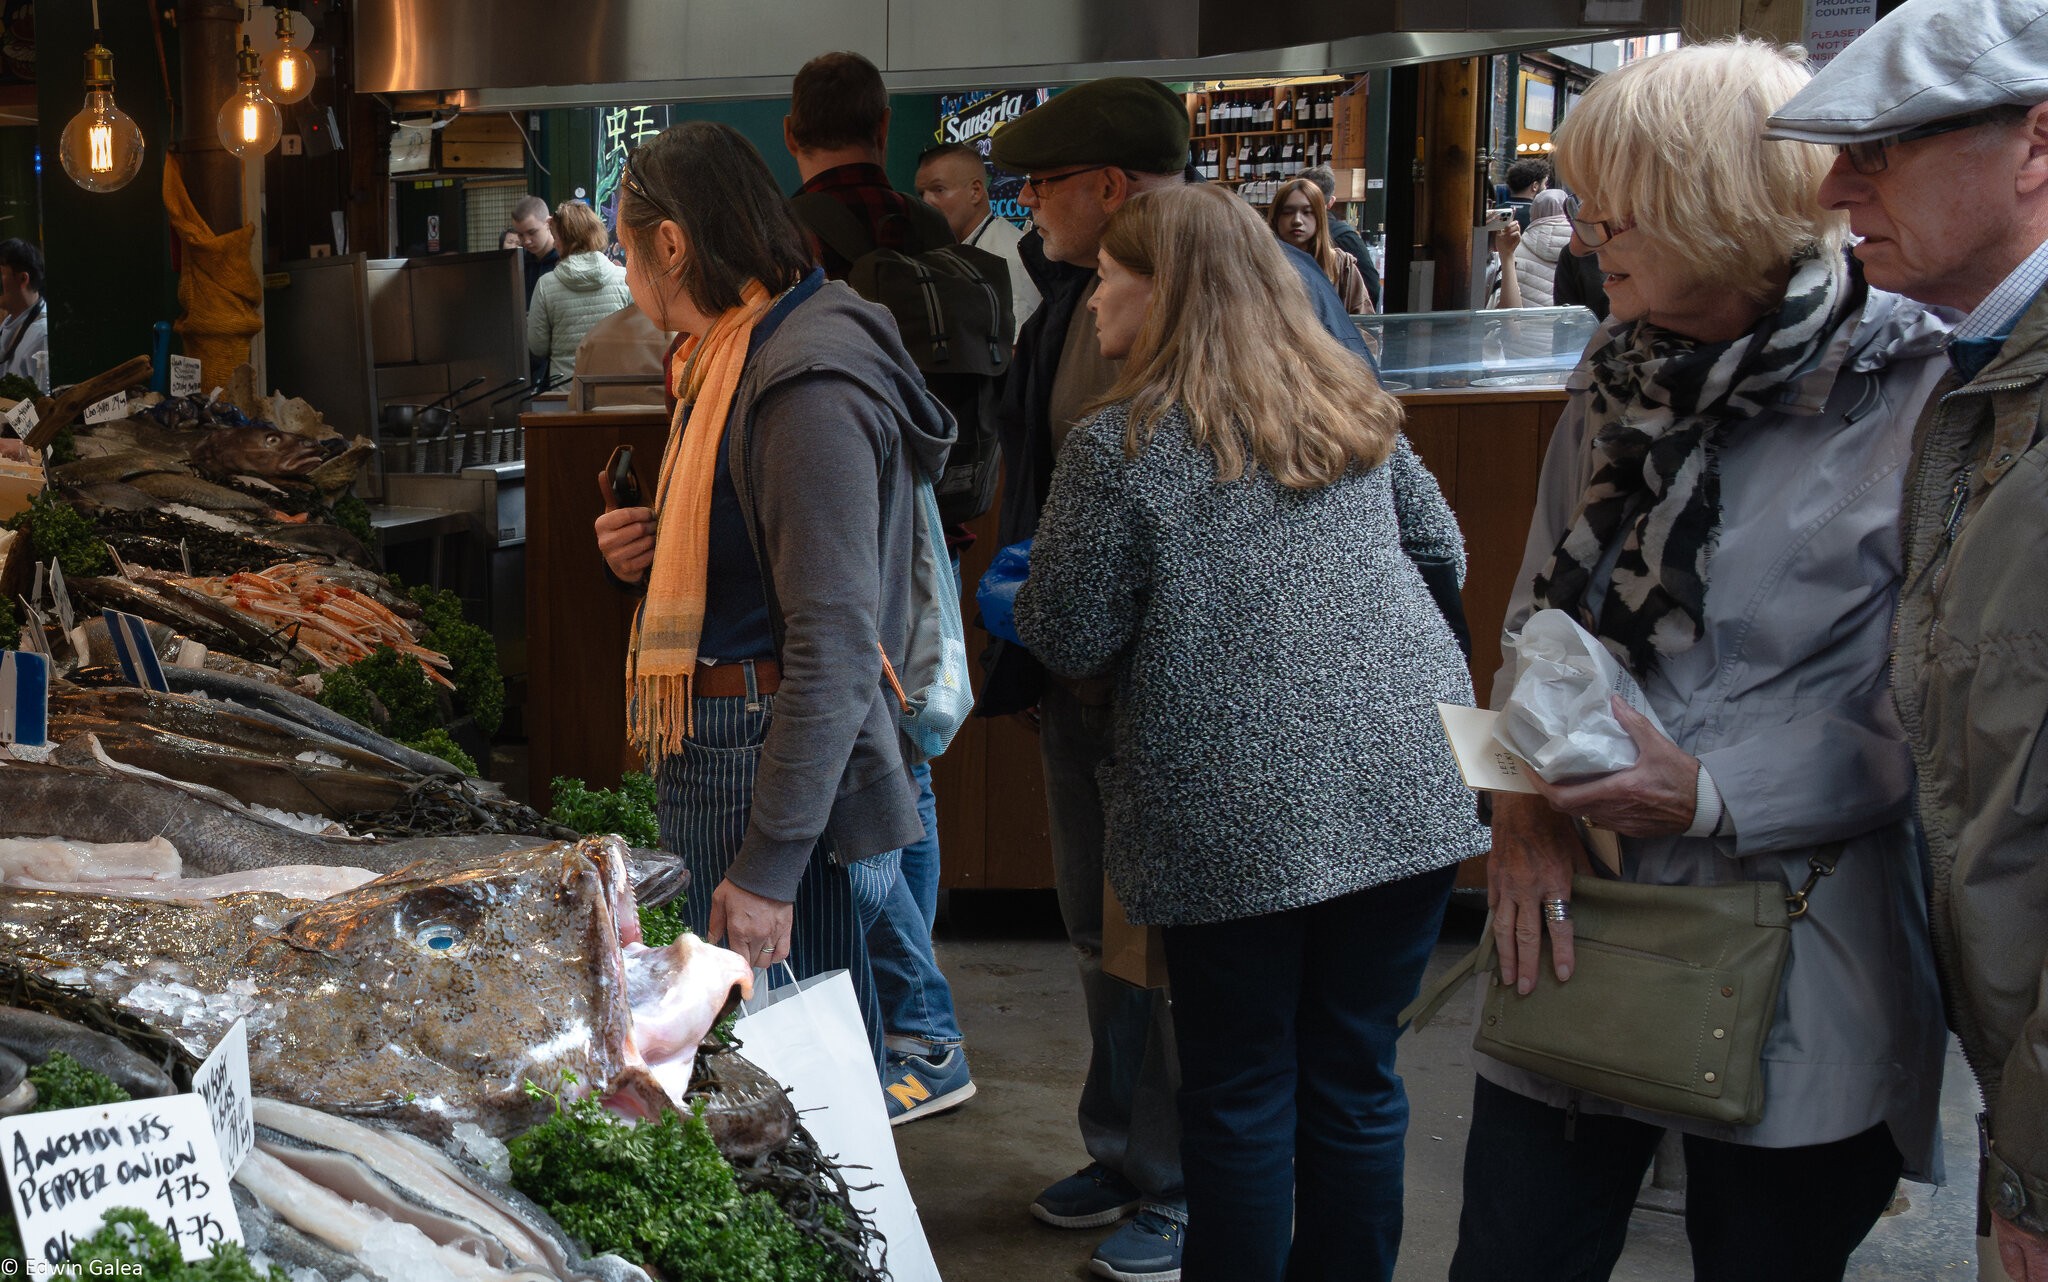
[1481,285,1952,1177]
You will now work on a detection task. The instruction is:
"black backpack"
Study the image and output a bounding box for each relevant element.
[790,192,1014,527]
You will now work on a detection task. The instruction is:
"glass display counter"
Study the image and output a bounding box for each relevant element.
[1357,304,1599,393]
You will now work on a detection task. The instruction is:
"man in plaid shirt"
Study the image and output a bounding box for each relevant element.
[784,51,953,279]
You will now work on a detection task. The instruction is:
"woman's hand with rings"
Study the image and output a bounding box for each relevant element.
[1488,790,1586,994]
[708,877,794,970]
[1534,697,1701,838]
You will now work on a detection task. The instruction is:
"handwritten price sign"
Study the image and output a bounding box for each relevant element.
[0,1094,241,1267]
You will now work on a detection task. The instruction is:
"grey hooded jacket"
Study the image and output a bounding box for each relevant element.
[1481,285,1953,1177]
[714,280,956,901]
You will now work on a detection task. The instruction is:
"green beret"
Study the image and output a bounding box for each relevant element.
[990,77,1190,175]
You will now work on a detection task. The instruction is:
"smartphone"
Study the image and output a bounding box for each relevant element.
[1483,207,1517,231]
[606,444,644,509]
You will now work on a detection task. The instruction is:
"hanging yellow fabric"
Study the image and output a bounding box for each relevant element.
[162,154,262,392]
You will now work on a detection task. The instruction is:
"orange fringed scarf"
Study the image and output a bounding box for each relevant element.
[627,280,776,755]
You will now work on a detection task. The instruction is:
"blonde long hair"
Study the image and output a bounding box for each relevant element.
[1095,184,1398,489]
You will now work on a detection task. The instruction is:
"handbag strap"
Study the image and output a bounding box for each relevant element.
[1401,839,1849,1033]
[1784,841,1844,920]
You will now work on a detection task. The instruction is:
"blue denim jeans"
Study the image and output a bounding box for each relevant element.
[654,680,896,1072]
[865,761,965,1056]
[1161,863,1457,1282]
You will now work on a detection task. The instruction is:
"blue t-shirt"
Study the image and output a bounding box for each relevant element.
[699,268,827,660]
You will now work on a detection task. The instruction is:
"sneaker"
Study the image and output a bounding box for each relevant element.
[882,1047,976,1126]
[1030,1163,1141,1230]
[1089,1207,1184,1282]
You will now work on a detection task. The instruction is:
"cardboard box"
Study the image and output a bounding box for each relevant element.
[0,456,43,524]
[1332,85,1370,169]
[1102,875,1170,990]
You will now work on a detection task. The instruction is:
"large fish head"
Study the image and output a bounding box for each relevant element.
[255,835,641,1132]
[191,425,326,478]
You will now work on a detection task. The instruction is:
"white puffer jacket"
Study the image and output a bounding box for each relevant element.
[1514,216,1575,308]
[528,252,634,383]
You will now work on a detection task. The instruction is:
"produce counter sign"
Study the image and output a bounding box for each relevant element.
[1,1093,241,1267]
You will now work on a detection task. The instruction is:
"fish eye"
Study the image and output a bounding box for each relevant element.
[409,922,468,955]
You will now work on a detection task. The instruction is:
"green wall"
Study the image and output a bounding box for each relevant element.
[531,94,942,205]
[34,3,181,384]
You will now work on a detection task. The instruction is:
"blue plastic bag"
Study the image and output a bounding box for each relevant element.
[975,539,1032,648]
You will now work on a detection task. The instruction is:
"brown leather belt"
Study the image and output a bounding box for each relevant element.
[694,658,781,698]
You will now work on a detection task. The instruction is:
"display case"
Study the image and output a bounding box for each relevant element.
[1358,304,1598,393]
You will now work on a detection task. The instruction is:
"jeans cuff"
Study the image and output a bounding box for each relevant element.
[1138,1199,1187,1225]
[885,1035,963,1059]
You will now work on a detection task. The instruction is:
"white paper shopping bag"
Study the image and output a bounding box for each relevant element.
[734,968,942,1282]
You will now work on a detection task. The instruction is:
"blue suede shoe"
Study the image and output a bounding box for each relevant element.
[882,1047,976,1126]
[1090,1207,1184,1282]
[1030,1163,1141,1230]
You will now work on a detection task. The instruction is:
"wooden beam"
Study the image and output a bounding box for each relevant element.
[1684,0,1804,42]
[1422,58,1481,309]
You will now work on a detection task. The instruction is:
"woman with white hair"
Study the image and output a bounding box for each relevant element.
[1514,187,1575,307]
[1450,39,1951,1282]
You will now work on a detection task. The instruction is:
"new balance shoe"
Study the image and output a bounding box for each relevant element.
[882,1047,976,1126]
[1090,1207,1185,1282]
[1030,1163,1141,1230]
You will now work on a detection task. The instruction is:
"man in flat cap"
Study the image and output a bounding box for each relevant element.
[1769,3,2048,1278]
[981,74,1194,1282]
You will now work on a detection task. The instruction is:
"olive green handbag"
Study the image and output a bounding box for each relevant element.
[1402,850,1839,1127]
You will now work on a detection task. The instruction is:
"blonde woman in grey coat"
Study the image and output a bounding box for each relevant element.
[1451,40,1950,1282]
[1015,183,1486,1282]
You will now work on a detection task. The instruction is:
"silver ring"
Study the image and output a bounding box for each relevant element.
[757,943,776,957]
[1541,898,1571,923]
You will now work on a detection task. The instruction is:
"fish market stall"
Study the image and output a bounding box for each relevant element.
[0,360,886,1281]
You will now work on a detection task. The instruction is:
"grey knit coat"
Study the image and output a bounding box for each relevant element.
[1014,403,1490,927]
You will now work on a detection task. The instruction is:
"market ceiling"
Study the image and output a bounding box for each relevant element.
[355,0,1681,107]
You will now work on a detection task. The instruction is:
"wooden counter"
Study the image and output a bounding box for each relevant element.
[521,389,1569,890]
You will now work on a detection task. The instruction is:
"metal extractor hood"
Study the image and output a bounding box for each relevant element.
[355,0,1680,107]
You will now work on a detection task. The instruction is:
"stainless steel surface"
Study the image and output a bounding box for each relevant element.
[356,0,1679,101]
[261,254,381,497]
[365,264,415,365]
[1360,304,1598,391]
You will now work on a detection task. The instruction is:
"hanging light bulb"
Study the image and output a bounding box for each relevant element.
[218,35,282,158]
[59,41,146,193]
[265,7,315,105]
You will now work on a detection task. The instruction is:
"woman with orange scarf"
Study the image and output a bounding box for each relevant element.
[593,122,956,1066]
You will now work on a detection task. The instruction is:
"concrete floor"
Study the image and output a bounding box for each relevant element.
[894,893,1985,1282]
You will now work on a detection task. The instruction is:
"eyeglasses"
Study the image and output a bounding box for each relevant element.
[622,165,681,226]
[1837,108,2019,175]
[1568,210,1634,249]
[1020,165,1114,200]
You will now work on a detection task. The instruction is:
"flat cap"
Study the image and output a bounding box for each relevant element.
[1766,0,2048,144]
[990,77,1189,175]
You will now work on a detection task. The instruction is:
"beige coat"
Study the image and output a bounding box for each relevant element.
[1893,284,2048,1232]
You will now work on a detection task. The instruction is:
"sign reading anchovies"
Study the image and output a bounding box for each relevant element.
[0,1093,243,1266]
[169,355,204,399]
[192,1020,252,1178]
[0,649,47,747]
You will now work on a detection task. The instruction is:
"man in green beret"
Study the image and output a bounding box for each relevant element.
[981,75,1192,1282]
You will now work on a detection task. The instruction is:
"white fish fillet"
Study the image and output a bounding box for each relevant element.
[11,865,379,902]
[0,835,182,883]
[235,1148,556,1282]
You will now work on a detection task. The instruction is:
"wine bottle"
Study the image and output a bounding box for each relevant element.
[1196,99,1208,133]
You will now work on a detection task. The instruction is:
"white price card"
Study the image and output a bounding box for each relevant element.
[192,1019,252,1177]
[1,397,35,437]
[1,1093,243,1267]
[82,392,128,425]
[169,355,204,398]
[1436,703,1539,795]
[0,649,48,747]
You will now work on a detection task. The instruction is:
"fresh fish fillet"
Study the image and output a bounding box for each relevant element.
[0,836,181,884]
